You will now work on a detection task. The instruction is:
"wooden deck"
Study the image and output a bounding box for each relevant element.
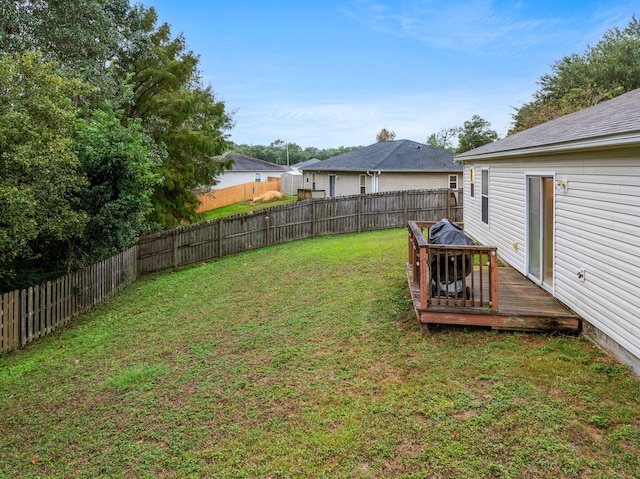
[406,264,581,332]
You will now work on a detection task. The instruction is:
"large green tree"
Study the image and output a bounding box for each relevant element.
[0,0,145,107]
[71,107,160,266]
[0,53,90,289]
[123,9,234,227]
[0,2,236,290]
[511,15,640,133]
[457,115,499,153]
[426,127,459,151]
[425,116,498,153]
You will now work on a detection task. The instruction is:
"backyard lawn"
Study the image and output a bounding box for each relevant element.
[200,194,298,221]
[1,229,639,478]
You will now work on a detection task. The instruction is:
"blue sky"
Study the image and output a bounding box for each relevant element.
[142,0,637,148]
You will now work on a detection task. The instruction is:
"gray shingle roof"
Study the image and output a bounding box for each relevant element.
[225,152,291,172]
[456,88,640,159]
[304,140,460,172]
[292,158,321,169]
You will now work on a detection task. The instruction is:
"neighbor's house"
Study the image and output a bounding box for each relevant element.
[455,88,640,374]
[196,152,290,212]
[301,140,461,197]
[214,152,291,189]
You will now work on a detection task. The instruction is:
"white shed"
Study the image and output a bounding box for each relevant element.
[456,88,640,374]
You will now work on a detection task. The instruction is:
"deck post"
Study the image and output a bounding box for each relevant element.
[419,246,427,308]
[490,250,499,312]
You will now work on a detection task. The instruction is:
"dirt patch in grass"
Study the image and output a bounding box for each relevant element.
[250,190,283,204]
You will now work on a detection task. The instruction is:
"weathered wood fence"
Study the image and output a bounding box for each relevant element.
[138,189,462,273]
[1,189,461,355]
[0,247,137,355]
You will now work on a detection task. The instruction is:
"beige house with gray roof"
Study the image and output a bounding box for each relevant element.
[302,140,461,197]
[456,88,640,374]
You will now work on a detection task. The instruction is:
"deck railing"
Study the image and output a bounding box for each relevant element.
[407,221,499,311]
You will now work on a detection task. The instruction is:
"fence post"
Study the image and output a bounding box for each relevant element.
[265,215,271,246]
[403,191,408,225]
[172,229,179,270]
[218,218,224,258]
[20,288,27,346]
[311,201,316,238]
[357,196,362,233]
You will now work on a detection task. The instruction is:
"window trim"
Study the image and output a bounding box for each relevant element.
[469,168,475,198]
[481,168,489,225]
[449,174,458,190]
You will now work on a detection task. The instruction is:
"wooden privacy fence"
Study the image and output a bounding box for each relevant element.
[138,189,462,273]
[196,177,281,213]
[0,247,138,355]
[1,188,461,355]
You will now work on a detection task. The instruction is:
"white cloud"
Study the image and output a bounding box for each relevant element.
[229,87,532,148]
[342,0,559,54]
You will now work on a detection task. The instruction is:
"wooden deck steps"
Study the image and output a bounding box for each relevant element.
[406,264,581,332]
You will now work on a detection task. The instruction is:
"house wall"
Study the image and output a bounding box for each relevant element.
[379,172,458,192]
[216,171,287,189]
[462,148,640,373]
[304,171,460,196]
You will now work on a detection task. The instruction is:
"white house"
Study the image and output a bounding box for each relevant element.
[455,88,640,374]
[301,140,461,197]
[214,152,291,189]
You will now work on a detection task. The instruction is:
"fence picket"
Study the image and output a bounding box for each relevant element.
[1,292,7,354]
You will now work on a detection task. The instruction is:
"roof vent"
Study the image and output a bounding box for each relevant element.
[417,145,421,149]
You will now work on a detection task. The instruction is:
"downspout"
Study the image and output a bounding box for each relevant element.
[366,170,381,193]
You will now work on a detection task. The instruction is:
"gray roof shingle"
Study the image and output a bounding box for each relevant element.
[225,152,291,172]
[304,140,460,172]
[456,88,640,159]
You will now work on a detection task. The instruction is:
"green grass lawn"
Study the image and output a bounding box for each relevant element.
[201,194,298,221]
[1,229,639,478]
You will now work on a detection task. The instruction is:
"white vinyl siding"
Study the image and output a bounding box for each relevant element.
[379,172,454,192]
[464,163,526,273]
[463,150,640,372]
[214,170,286,189]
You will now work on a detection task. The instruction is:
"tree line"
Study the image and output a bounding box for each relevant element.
[232,141,359,166]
